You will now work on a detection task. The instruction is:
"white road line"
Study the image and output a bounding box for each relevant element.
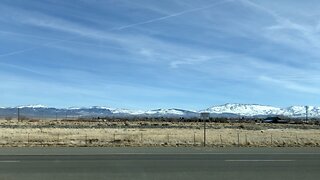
[0,153,319,156]
[102,153,320,155]
[92,153,320,155]
[225,160,295,162]
[0,161,20,163]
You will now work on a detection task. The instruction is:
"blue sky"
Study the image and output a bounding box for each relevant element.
[0,0,320,109]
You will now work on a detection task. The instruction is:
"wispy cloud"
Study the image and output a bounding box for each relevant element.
[0,0,232,58]
[1,0,320,108]
[115,0,233,30]
[240,0,320,59]
[170,55,228,68]
[259,76,320,95]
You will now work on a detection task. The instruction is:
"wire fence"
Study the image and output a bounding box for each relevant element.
[0,129,319,147]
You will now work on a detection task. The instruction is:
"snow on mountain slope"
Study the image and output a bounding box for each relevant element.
[143,109,196,117]
[109,108,145,115]
[0,104,319,118]
[204,103,285,116]
[284,106,307,117]
[80,106,145,115]
[145,109,186,115]
[148,109,198,117]
[203,104,320,117]
[285,106,320,117]
[308,106,320,117]
[17,104,48,108]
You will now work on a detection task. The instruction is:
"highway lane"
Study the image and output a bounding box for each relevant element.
[0,148,319,180]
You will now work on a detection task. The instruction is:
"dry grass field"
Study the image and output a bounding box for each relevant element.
[0,119,319,147]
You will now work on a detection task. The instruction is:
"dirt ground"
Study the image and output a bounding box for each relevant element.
[0,119,319,147]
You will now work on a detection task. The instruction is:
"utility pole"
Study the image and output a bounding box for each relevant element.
[17,108,20,122]
[204,118,206,147]
[305,106,309,123]
[200,112,210,147]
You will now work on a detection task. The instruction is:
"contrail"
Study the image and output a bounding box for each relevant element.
[0,36,80,57]
[0,30,61,41]
[0,0,233,58]
[114,0,233,30]
[0,47,39,58]
[0,30,124,51]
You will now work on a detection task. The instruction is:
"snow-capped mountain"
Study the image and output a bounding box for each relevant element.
[144,109,198,117]
[204,103,285,117]
[17,104,48,108]
[203,103,317,118]
[284,106,320,117]
[0,105,198,118]
[0,103,318,118]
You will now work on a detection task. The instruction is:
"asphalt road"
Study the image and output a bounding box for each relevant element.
[0,147,319,180]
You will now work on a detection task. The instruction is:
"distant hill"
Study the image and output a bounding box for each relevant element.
[0,103,318,119]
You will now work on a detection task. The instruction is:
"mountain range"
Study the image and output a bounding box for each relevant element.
[0,103,318,119]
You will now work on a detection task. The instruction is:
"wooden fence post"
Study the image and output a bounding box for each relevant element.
[85,134,88,146]
[245,134,248,145]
